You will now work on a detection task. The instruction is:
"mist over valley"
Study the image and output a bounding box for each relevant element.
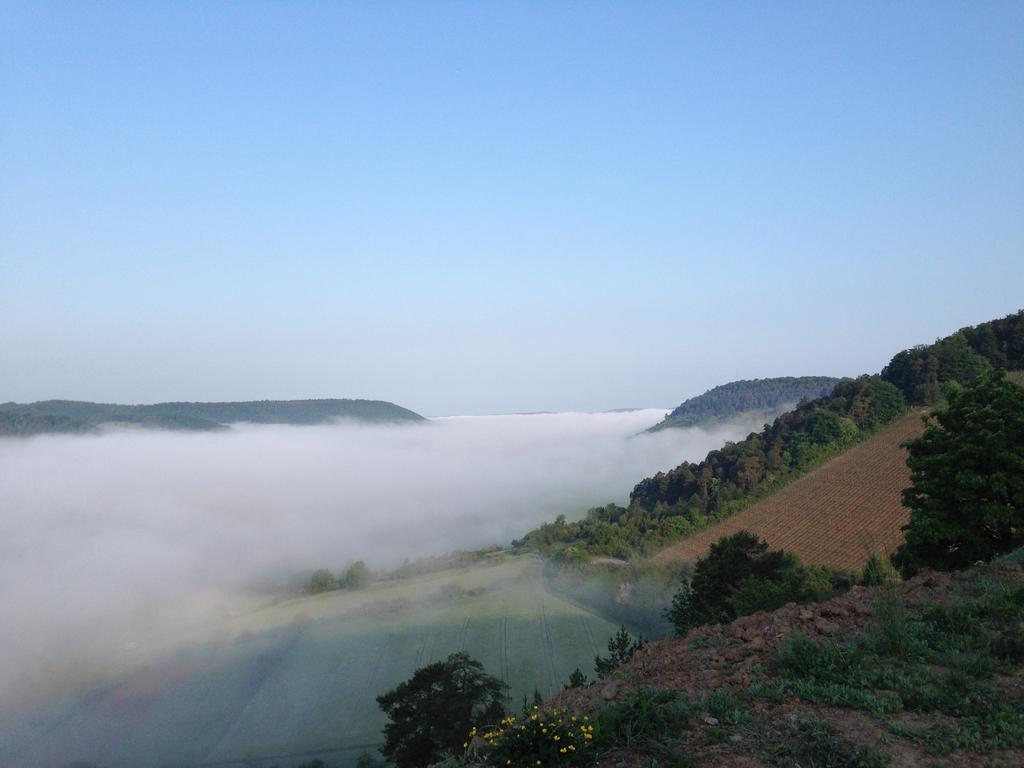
[0,409,757,707]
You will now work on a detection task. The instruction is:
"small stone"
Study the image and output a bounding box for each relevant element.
[601,680,620,700]
[798,609,814,621]
[703,715,720,726]
[748,636,765,650]
[729,733,744,743]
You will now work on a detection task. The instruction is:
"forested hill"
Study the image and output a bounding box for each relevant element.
[882,309,1024,404]
[0,398,426,436]
[516,309,1024,559]
[646,376,841,432]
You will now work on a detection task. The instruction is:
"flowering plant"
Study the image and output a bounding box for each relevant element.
[467,707,595,768]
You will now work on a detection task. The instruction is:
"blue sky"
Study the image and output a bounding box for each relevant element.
[2,2,1022,415]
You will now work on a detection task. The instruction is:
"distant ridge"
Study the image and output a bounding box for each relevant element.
[0,398,425,436]
[646,376,841,432]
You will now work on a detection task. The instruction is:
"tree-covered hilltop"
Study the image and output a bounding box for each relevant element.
[0,398,425,436]
[646,376,841,432]
[882,309,1024,404]
[516,309,1024,560]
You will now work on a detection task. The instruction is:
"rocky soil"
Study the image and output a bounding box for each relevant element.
[551,557,1024,768]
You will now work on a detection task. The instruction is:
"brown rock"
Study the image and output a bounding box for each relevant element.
[814,618,840,635]
[748,636,765,650]
[601,680,620,700]
[798,609,814,621]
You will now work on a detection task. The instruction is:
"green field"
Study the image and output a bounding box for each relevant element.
[2,557,621,768]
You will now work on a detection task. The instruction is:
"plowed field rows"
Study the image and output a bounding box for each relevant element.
[652,410,927,571]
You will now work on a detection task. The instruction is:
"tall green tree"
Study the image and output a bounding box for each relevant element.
[892,374,1024,576]
[376,652,507,768]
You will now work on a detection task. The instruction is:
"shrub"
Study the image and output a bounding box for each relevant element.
[859,554,897,587]
[594,625,644,676]
[563,667,589,690]
[475,708,595,768]
[767,715,891,767]
[595,689,696,751]
[309,568,338,594]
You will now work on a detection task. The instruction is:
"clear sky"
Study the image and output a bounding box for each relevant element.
[2,2,1022,416]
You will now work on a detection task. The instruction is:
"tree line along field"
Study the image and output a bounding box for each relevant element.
[651,409,928,571]
[2,557,620,768]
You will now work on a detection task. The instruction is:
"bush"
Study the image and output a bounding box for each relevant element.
[768,715,891,767]
[309,568,338,593]
[595,689,696,751]
[594,625,644,676]
[859,554,897,587]
[563,667,589,690]
[474,708,595,768]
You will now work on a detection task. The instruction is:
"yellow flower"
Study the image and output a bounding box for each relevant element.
[584,734,593,740]
[462,743,468,748]
[531,714,538,721]
[541,728,547,734]
[506,762,511,765]
[554,735,560,741]
[569,745,576,751]
[560,748,567,754]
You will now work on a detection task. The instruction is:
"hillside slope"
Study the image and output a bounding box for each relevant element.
[652,409,926,570]
[554,551,1024,767]
[647,376,841,432]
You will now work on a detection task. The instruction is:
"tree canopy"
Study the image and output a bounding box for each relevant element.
[376,652,507,768]
[892,374,1024,576]
[665,531,846,635]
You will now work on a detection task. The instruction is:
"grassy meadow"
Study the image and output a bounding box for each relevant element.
[3,556,621,768]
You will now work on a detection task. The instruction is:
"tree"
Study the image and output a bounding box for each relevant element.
[376,652,507,768]
[892,374,1024,576]
[665,531,833,635]
[594,625,644,676]
[564,667,589,690]
[342,560,371,589]
[665,574,696,636]
[309,568,338,593]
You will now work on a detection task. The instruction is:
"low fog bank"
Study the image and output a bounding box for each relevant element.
[0,409,756,703]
